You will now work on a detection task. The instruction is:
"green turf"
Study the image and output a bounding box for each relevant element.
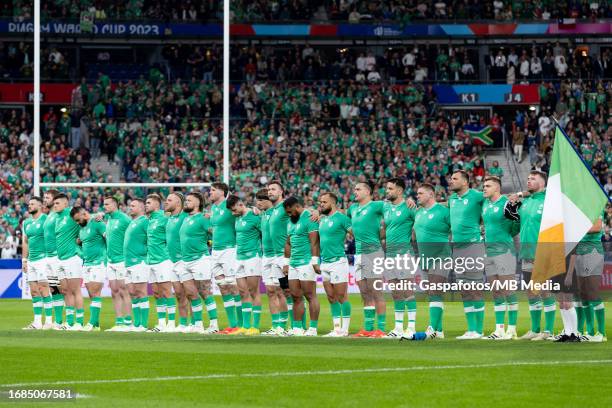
[0,296,610,407]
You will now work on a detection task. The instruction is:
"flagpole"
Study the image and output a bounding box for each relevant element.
[551,115,611,203]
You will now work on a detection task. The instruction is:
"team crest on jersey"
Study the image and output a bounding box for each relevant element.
[361,210,368,216]
[241,221,246,226]
[189,219,194,225]
[327,221,334,227]
[494,207,499,213]
[396,211,402,216]
[463,199,468,205]
[428,214,434,219]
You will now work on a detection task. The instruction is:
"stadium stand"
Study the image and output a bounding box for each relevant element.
[1,0,222,22]
[230,0,612,22]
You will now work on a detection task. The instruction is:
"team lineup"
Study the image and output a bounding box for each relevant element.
[20,172,607,342]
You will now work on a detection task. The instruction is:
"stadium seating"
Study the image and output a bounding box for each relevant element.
[230,0,612,22]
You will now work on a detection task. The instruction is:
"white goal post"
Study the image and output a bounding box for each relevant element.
[32,0,230,195]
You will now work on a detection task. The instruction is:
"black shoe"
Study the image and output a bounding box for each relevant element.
[553,334,571,342]
[567,333,581,342]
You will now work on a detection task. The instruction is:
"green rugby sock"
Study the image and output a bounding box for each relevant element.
[280,311,289,329]
[43,296,53,319]
[286,297,294,326]
[253,305,262,329]
[528,298,542,333]
[65,306,75,326]
[309,319,318,329]
[591,300,605,336]
[166,297,176,323]
[32,296,42,321]
[115,316,124,326]
[330,302,341,329]
[52,293,64,324]
[221,294,237,328]
[179,316,188,326]
[139,298,150,328]
[155,298,167,324]
[89,297,102,326]
[463,300,476,332]
[473,300,485,334]
[573,298,584,334]
[242,302,252,329]
[364,306,375,331]
[205,296,218,324]
[406,298,417,331]
[376,313,386,332]
[341,301,351,332]
[131,298,141,327]
[191,298,203,324]
[271,313,280,329]
[76,308,84,325]
[543,296,556,333]
[494,297,506,330]
[583,301,594,336]
[429,295,444,332]
[506,294,518,327]
[394,300,405,331]
[234,295,243,327]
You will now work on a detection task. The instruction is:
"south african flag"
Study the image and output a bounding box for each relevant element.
[464,124,493,146]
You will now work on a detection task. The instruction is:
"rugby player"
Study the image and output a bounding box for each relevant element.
[53,193,84,331]
[383,178,418,339]
[506,171,556,340]
[481,176,519,340]
[179,192,218,334]
[22,197,53,330]
[448,170,486,340]
[144,194,174,332]
[42,189,64,329]
[164,193,189,332]
[71,207,106,331]
[283,196,320,336]
[347,181,386,338]
[411,183,451,340]
[209,183,241,334]
[124,198,149,332]
[255,189,287,336]
[227,195,263,335]
[318,192,352,337]
[101,196,133,331]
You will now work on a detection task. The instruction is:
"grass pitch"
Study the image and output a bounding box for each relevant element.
[0,296,610,407]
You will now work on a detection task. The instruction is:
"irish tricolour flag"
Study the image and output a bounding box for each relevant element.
[532,126,610,283]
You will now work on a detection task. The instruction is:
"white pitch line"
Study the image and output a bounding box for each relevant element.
[1,360,610,388]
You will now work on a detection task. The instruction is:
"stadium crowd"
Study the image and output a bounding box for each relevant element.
[489,43,612,83]
[2,0,221,22]
[230,0,612,22]
[231,44,479,85]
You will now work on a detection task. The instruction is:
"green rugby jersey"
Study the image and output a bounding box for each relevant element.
[449,189,484,246]
[43,211,58,257]
[55,208,81,260]
[210,201,236,250]
[235,211,262,260]
[287,210,319,267]
[384,201,416,256]
[347,200,384,254]
[166,212,188,262]
[105,210,131,264]
[179,213,211,262]
[79,219,106,266]
[518,190,545,260]
[269,202,290,256]
[318,211,351,263]
[23,214,47,261]
[124,215,148,267]
[261,208,275,257]
[576,212,604,255]
[414,203,451,261]
[146,210,169,265]
[482,196,519,257]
